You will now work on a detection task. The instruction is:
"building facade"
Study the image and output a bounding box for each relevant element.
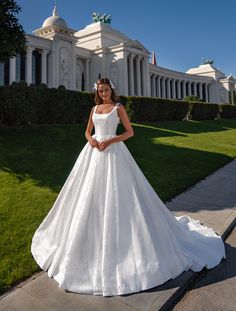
[1,7,235,104]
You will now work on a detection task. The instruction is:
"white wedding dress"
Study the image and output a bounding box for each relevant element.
[31,103,226,296]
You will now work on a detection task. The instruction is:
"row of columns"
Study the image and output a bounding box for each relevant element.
[150,74,210,102]
[9,47,49,85]
[9,46,90,90]
[26,47,49,85]
[127,53,148,96]
[74,57,90,92]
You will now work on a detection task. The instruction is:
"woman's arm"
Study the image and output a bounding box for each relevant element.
[85,106,99,148]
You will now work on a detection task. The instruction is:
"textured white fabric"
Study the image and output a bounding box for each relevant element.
[31,103,226,296]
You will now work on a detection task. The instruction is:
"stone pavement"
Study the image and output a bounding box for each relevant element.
[172,225,236,311]
[0,159,236,311]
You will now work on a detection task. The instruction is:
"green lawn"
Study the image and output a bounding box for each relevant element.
[0,118,236,293]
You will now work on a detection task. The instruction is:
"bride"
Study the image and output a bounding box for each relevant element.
[31,78,226,297]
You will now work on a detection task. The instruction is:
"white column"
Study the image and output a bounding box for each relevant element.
[102,47,108,77]
[52,40,57,88]
[194,82,197,96]
[71,46,75,90]
[157,76,161,97]
[141,57,146,96]
[128,54,134,95]
[172,79,176,99]
[145,58,151,96]
[166,78,171,99]
[205,84,209,102]
[136,55,141,96]
[183,81,186,98]
[162,77,166,98]
[187,81,191,96]
[123,51,129,96]
[149,74,152,96]
[72,55,77,90]
[41,50,48,84]
[26,47,33,85]
[150,74,152,96]
[85,58,90,91]
[155,76,158,97]
[9,57,16,85]
[153,76,156,97]
[177,80,181,99]
[151,74,155,97]
[199,83,203,100]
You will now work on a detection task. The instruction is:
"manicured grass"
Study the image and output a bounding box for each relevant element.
[0,118,236,293]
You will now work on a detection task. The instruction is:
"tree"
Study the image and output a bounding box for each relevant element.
[184,95,201,102]
[0,0,26,63]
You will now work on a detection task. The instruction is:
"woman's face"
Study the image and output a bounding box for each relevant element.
[97,83,112,101]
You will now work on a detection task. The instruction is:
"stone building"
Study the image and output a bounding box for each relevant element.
[1,7,235,104]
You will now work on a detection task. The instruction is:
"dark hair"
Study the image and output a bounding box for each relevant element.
[94,78,118,105]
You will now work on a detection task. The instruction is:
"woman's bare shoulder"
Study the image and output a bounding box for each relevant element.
[116,103,125,109]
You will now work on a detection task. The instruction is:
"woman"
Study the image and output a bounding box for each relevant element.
[85,78,133,152]
[31,78,226,297]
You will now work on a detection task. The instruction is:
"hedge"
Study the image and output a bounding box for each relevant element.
[188,101,220,120]
[125,96,189,122]
[0,85,94,126]
[220,104,236,118]
[0,84,235,126]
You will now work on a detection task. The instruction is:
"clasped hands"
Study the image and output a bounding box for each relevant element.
[89,138,111,151]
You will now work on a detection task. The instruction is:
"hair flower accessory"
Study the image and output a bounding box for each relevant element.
[93,82,98,91]
[93,79,116,91]
[109,79,115,90]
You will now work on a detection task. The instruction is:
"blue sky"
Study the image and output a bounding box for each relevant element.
[17,0,236,77]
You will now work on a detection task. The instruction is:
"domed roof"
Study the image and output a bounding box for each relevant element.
[42,6,68,28]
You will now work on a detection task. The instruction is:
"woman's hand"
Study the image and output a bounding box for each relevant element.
[97,140,111,151]
[89,138,99,148]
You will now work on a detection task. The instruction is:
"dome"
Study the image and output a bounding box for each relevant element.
[42,6,68,28]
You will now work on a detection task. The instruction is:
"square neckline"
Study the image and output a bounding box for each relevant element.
[94,103,119,115]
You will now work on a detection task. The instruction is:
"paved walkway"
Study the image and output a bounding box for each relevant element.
[1,159,236,311]
[173,225,236,311]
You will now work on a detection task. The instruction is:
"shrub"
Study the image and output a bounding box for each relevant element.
[58,85,66,90]
[38,83,48,88]
[184,95,201,102]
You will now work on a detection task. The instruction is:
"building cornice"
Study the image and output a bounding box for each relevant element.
[150,64,214,82]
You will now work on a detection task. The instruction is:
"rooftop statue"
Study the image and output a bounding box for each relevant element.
[202,57,214,65]
[92,12,112,24]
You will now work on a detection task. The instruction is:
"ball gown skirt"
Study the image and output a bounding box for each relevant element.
[31,103,226,297]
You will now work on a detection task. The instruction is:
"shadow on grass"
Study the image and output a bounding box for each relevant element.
[0,124,87,193]
[126,123,233,201]
[135,118,236,135]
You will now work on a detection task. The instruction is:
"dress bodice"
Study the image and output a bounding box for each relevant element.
[92,103,120,136]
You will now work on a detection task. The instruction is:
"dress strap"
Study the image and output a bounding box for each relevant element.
[93,105,98,114]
